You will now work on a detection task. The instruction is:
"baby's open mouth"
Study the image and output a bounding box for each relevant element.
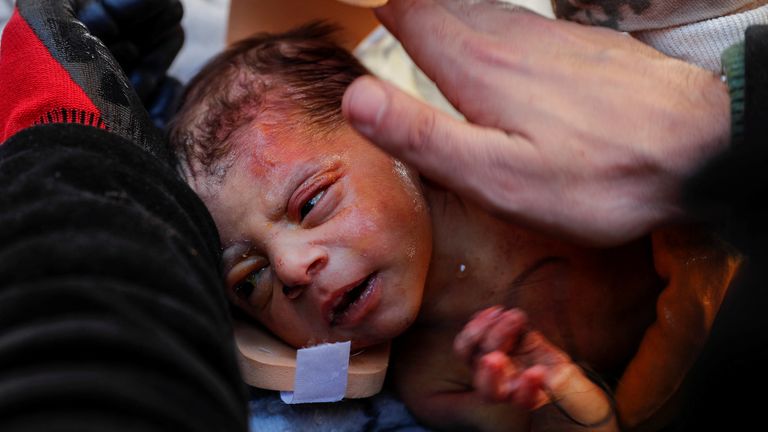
[329,273,376,326]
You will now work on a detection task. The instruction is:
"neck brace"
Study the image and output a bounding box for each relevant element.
[233,320,390,403]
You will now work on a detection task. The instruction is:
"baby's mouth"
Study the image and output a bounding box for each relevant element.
[329,273,376,326]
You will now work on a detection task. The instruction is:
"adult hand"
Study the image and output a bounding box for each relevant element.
[342,0,731,246]
[0,0,179,160]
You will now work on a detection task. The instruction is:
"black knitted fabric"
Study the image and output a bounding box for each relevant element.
[680,25,768,431]
[0,124,247,432]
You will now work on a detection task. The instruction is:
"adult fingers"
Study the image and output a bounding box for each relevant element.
[342,76,533,207]
[374,0,494,107]
[435,0,550,38]
[375,0,549,127]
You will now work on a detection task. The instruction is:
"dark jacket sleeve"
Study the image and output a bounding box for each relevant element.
[684,25,768,254]
[680,25,768,431]
[0,124,248,432]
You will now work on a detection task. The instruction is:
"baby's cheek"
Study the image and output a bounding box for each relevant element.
[341,190,429,265]
[342,211,400,271]
[262,304,318,349]
[344,205,387,247]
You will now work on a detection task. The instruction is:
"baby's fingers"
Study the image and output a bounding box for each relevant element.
[474,351,517,401]
[510,366,547,410]
[453,306,503,363]
[474,352,547,409]
[481,308,527,354]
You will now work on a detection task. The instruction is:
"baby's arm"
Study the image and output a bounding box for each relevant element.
[390,326,532,432]
[454,307,618,431]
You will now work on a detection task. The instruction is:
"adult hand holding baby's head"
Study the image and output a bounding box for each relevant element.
[342,0,731,246]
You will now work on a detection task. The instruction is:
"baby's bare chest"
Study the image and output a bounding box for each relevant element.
[421,207,576,335]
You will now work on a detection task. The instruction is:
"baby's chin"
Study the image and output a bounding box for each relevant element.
[288,304,421,350]
[348,319,417,351]
[295,333,390,352]
[291,327,399,352]
[349,335,392,352]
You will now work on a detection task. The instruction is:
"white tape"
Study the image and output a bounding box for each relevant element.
[280,341,351,404]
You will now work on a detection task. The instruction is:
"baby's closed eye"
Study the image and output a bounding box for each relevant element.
[289,169,343,227]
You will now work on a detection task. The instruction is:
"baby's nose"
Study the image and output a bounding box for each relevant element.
[273,243,328,289]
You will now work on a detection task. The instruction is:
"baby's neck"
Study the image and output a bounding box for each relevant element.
[418,182,516,324]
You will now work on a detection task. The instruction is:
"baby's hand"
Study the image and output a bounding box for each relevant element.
[454,306,617,429]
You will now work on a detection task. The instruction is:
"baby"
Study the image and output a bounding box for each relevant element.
[169,23,739,431]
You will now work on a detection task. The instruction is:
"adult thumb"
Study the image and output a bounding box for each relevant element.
[342,76,514,196]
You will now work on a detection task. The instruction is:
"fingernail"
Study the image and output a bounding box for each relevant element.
[485,306,504,320]
[346,77,387,137]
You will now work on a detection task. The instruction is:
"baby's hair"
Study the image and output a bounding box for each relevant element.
[169,21,369,180]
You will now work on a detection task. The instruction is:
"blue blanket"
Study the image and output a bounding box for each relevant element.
[248,388,431,432]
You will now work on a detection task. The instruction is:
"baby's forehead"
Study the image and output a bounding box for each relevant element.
[235,132,335,180]
[217,123,349,198]
[229,116,370,181]
[234,117,338,159]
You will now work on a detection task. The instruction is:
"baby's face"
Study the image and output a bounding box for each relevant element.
[198,121,432,349]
